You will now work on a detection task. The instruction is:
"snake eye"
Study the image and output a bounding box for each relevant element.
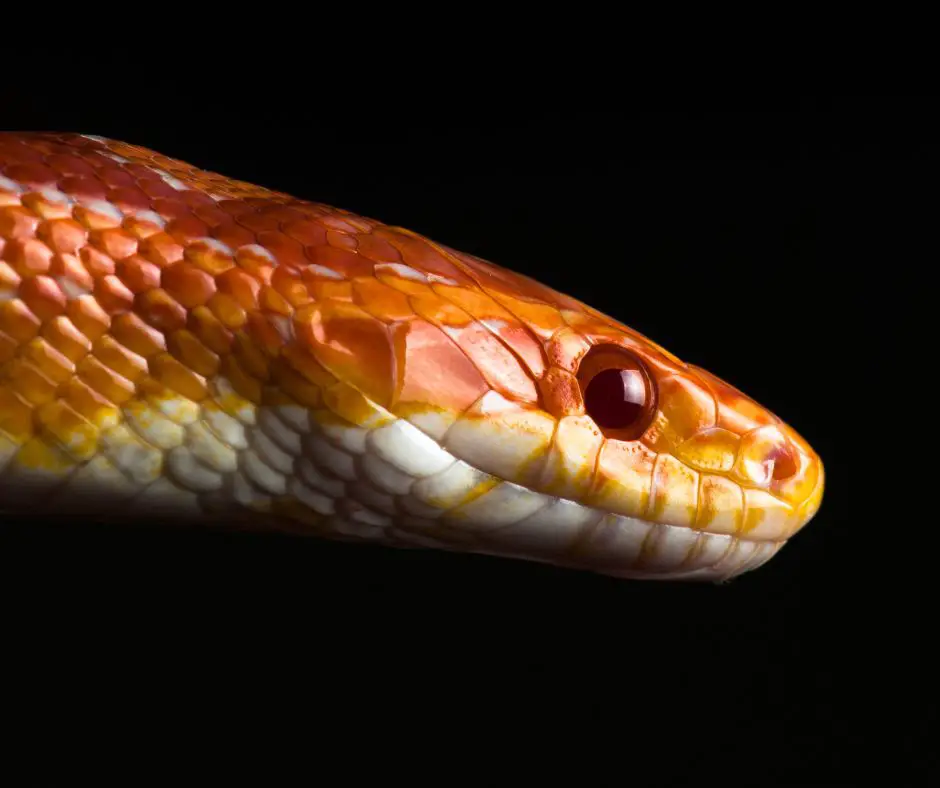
[577,346,657,440]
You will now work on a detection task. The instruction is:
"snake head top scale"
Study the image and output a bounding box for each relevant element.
[0,132,824,581]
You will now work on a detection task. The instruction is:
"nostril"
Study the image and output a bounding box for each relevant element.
[770,444,799,481]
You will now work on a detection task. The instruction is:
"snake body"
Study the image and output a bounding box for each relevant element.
[0,132,823,581]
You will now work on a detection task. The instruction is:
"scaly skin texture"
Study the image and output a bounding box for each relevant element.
[0,132,824,581]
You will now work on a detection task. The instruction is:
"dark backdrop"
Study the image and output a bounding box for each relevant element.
[1,94,933,781]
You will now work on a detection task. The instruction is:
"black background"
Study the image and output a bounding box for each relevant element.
[1,92,933,781]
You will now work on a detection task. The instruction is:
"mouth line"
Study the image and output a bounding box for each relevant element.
[377,451,793,582]
[464,507,787,582]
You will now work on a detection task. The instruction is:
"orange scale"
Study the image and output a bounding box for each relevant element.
[281,344,336,388]
[193,205,230,228]
[152,197,195,222]
[305,246,373,279]
[22,337,75,384]
[374,228,477,287]
[88,339,143,388]
[37,218,87,255]
[438,319,538,403]
[165,216,211,244]
[148,352,208,402]
[19,275,67,320]
[220,353,262,404]
[297,300,394,408]
[94,275,135,314]
[375,268,434,297]
[270,265,313,308]
[481,320,547,381]
[4,162,59,186]
[320,213,371,233]
[109,312,166,358]
[0,260,20,293]
[72,204,124,230]
[212,221,256,250]
[6,238,53,277]
[139,232,184,267]
[0,258,22,284]
[0,300,42,343]
[188,306,233,355]
[41,316,92,362]
[586,439,658,518]
[247,311,288,355]
[60,175,107,200]
[0,206,40,241]
[167,329,221,378]
[409,291,474,328]
[326,230,357,250]
[61,377,119,428]
[50,253,94,293]
[7,358,59,405]
[0,387,33,441]
[46,154,96,177]
[537,367,584,419]
[282,218,327,247]
[263,206,308,225]
[268,358,322,410]
[150,154,178,170]
[356,233,401,264]
[256,230,306,269]
[217,199,255,217]
[430,283,509,321]
[99,169,137,189]
[116,256,161,293]
[0,140,45,162]
[77,152,115,171]
[122,215,164,240]
[135,288,187,333]
[179,190,218,210]
[706,374,778,435]
[217,267,261,311]
[457,249,588,314]
[236,210,280,233]
[232,331,271,380]
[260,286,293,317]
[119,164,154,181]
[544,328,592,374]
[161,262,217,309]
[66,295,111,342]
[352,277,413,322]
[19,193,72,220]
[137,178,179,201]
[306,277,353,303]
[91,228,138,261]
[79,245,115,277]
[389,318,489,414]
[207,292,247,329]
[479,288,568,342]
[233,246,274,284]
[184,240,233,277]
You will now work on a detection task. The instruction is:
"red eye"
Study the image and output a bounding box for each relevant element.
[577,346,657,440]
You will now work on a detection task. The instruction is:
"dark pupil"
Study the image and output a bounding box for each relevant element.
[583,368,646,429]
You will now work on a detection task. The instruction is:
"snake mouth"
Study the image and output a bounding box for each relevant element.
[389,490,788,583]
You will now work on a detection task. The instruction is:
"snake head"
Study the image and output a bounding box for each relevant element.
[355,245,826,581]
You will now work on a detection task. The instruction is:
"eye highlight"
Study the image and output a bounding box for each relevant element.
[577,346,657,440]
